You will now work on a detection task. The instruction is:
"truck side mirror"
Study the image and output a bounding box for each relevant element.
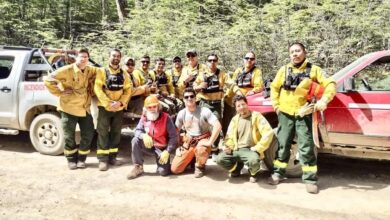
[344,77,355,92]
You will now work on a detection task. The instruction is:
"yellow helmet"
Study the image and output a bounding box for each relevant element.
[144,95,159,107]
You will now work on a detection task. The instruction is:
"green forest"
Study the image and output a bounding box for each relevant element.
[0,0,389,79]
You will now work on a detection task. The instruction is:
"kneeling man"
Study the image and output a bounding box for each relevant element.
[216,95,274,182]
[127,95,178,179]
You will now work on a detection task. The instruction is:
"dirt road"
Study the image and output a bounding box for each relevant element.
[1,132,390,220]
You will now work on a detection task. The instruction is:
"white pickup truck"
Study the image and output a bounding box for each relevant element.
[0,46,99,155]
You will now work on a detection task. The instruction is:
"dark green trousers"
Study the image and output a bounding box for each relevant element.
[273,112,318,183]
[96,107,123,162]
[199,99,222,120]
[216,148,261,176]
[61,111,94,163]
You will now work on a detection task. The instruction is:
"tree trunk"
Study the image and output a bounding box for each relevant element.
[64,0,71,38]
[115,0,127,24]
[101,0,106,25]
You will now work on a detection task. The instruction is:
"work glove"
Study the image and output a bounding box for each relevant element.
[298,102,315,117]
[142,133,153,149]
[315,97,329,112]
[158,150,170,164]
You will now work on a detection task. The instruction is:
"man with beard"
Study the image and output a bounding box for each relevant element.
[171,88,222,178]
[127,95,178,179]
[44,48,97,170]
[216,95,273,183]
[94,49,132,171]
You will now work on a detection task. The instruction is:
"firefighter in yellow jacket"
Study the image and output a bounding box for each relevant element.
[177,49,207,92]
[193,53,227,153]
[44,48,97,170]
[269,42,336,194]
[216,95,274,183]
[170,56,184,99]
[223,51,264,134]
[124,57,150,116]
[94,49,132,171]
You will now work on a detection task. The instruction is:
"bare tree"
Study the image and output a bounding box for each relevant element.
[116,0,128,24]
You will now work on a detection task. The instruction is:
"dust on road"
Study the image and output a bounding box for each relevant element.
[0,132,390,220]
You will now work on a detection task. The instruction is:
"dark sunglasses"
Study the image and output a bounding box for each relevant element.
[184,95,195,100]
[173,60,181,63]
[187,54,196,58]
[141,60,150,64]
[126,63,135,67]
[207,59,218,63]
[244,57,255,61]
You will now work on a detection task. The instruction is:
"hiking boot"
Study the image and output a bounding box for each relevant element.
[249,175,258,183]
[99,162,109,171]
[194,167,205,178]
[306,183,319,194]
[267,174,286,185]
[109,158,124,166]
[228,162,244,178]
[127,165,144,180]
[68,162,77,170]
[76,161,86,169]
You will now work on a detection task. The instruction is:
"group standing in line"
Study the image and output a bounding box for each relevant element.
[44,42,336,194]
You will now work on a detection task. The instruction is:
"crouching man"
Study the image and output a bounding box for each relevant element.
[216,95,274,182]
[171,88,222,178]
[127,95,178,179]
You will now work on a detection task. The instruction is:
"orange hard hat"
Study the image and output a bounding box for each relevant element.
[144,95,159,107]
[307,82,324,102]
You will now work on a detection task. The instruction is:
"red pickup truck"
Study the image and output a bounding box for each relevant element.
[247,50,390,176]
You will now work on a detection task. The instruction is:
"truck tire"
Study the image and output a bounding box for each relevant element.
[29,112,64,156]
[263,129,303,177]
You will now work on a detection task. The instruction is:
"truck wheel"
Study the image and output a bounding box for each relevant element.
[263,130,303,177]
[29,112,64,155]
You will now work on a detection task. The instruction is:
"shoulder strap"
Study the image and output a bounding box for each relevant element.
[104,68,110,78]
[305,62,312,77]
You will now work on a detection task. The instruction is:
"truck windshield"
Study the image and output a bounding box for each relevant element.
[332,54,371,81]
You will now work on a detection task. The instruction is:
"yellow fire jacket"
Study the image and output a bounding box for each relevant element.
[270,60,336,116]
[151,70,175,95]
[224,66,264,107]
[177,63,208,92]
[132,68,151,85]
[224,112,274,158]
[94,66,132,112]
[170,68,183,98]
[44,63,97,117]
[194,68,228,101]
[127,69,146,97]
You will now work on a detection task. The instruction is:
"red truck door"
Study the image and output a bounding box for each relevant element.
[323,55,390,147]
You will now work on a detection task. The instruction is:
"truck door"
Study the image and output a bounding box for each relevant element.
[0,55,17,126]
[324,55,390,146]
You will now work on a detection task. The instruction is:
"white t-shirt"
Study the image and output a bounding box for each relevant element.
[176,106,218,136]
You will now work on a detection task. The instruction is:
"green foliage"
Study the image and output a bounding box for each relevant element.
[0,0,389,77]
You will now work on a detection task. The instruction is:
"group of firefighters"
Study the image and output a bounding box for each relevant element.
[44,42,336,194]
